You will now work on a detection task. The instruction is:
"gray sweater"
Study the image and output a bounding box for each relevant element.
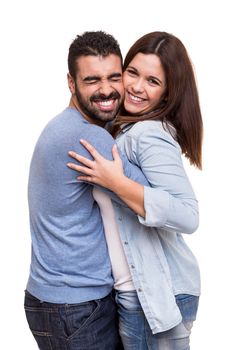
[26,107,147,303]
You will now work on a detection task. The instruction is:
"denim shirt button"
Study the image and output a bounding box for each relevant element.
[131,265,135,269]
[124,241,128,245]
[138,288,142,292]
[118,217,122,221]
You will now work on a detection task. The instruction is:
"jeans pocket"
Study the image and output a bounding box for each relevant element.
[24,304,54,349]
[175,294,199,323]
[182,320,193,332]
[65,300,101,339]
[24,291,53,336]
[116,290,143,313]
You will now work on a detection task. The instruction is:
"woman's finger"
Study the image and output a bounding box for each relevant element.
[68,151,93,168]
[77,175,95,183]
[112,144,123,170]
[80,139,102,160]
[112,144,121,161]
[67,163,93,175]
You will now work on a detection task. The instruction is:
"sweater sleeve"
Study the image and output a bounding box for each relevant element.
[125,123,199,234]
[71,124,149,206]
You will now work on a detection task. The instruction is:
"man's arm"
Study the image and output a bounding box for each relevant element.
[68,123,149,211]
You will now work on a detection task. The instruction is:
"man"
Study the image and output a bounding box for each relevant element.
[24,31,147,350]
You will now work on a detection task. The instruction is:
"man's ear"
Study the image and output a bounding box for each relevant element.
[67,73,75,94]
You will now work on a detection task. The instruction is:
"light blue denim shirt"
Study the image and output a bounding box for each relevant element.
[113,120,201,334]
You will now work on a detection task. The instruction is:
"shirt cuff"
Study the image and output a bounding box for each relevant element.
[138,186,170,227]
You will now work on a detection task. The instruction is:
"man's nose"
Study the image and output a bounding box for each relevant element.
[99,81,114,96]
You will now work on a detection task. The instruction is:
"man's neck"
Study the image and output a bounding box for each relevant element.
[68,95,105,127]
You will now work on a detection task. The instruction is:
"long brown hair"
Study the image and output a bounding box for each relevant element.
[112,32,203,169]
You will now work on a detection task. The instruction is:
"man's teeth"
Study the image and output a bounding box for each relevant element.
[98,100,114,106]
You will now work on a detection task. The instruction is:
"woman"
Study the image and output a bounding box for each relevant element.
[67,31,203,349]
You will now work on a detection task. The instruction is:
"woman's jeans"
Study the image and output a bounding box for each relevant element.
[115,290,199,350]
[24,290,121,350]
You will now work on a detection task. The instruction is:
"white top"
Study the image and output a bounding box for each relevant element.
[93,187,135,291]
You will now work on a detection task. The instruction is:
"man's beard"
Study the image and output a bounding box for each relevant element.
[75,85,122,123]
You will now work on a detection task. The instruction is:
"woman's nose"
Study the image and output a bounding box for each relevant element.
[131,78,144,93]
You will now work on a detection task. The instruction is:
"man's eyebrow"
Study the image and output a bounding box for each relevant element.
[83,76,101,82]
[108,73,122,79]
[83,73,122,82]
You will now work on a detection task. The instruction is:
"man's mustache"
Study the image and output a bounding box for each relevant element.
[90,91,121,102]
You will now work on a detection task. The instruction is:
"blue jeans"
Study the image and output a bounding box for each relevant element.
[115,290,199,350]
[24,290,122,350]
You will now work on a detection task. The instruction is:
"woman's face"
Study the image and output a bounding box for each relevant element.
[123,53,166,115]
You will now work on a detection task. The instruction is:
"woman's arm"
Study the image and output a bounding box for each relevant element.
[67,140,145,217]
[67,121,199,234]
[123,122,199,234]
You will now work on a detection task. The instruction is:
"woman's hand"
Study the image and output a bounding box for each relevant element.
[67,139,125,191]
[67,139,145,217]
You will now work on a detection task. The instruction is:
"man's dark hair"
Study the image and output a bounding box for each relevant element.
[68,31,122,78]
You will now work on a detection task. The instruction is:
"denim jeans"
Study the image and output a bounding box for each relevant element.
[115,290,199,350]
[24,290,122,350]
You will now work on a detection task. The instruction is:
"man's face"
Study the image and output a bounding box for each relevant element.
[69,54,124,124]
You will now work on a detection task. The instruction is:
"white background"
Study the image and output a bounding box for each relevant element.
[0,0,232,348]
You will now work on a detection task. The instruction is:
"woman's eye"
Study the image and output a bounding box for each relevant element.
[148,79,159,85]
[127,69,137,76]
